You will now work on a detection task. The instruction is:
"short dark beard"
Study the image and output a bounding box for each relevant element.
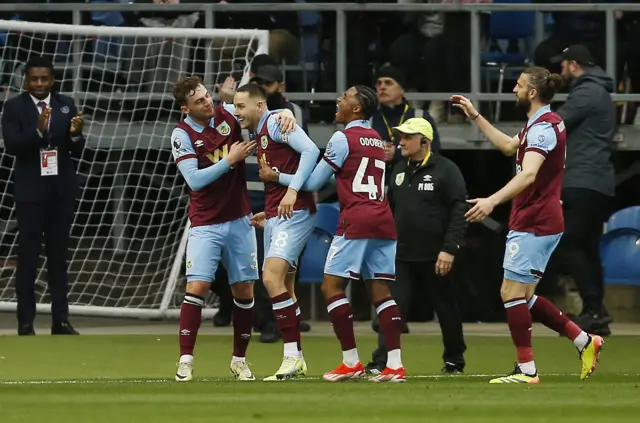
[266,91,286,110]
[515,97,531,114]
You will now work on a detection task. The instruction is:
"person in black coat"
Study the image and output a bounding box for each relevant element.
[1,56,85,336]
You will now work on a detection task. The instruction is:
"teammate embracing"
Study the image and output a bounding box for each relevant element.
[451,66,603,384]
[170,76,297,382]
[261,85,406,383]
[234,83,320,381]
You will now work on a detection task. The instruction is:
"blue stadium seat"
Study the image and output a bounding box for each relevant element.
[600,231,640,286]
[298,228,332,284]
[481,0,535,122]
[605,206,640,233]
[315,202,340,236]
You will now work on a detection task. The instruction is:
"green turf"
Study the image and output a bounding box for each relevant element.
[1,334,639,422]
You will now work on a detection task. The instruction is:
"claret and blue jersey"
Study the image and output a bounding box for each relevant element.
[171,103,258,285]
[255,110,319,269]
[278,120,397,282]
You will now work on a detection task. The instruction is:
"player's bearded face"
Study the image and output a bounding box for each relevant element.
[515,87,533,113]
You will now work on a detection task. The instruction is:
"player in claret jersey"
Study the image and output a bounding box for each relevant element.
[170,76,297,382]
[263,85,406,383]
[451,66,603,384]
[234,83,319,381]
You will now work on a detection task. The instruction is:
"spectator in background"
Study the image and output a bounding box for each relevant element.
[548,45,616,336]
[533,0,625,74]
[1,56,84,336]
[366,118,467,375]
[371,65,440,184]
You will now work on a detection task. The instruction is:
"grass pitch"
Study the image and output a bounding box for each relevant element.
[1,330,639,422]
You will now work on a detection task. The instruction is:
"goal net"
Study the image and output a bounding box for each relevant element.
[0,19,269,319]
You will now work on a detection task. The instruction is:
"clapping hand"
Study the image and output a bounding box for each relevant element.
[70,113,84,136]
[37,108,51,134]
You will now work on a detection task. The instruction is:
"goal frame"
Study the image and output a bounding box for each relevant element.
[0,19,269,320]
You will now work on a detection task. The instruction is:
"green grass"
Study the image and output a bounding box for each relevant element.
[1,334,639,422]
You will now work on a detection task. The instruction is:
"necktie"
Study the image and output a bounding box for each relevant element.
[38,101,51,132]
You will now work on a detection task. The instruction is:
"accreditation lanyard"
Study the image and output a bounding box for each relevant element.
[381,104,409,141]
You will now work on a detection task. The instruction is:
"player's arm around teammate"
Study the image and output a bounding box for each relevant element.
[235,84,319,380]
[171,76,259,382]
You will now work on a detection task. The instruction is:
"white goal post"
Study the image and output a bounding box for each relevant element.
[0,19,269,319]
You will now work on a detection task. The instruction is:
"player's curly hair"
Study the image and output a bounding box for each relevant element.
[173,75,203,106]
[523,66,564,104]
[354,85,378,120]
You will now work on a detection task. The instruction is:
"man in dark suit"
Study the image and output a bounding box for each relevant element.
[1,56,84,336]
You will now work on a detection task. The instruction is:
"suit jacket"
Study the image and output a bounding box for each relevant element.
[1,92,85,203]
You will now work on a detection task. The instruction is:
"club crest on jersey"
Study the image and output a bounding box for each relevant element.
[395,172,405,186]
[216,121,231,136]
[260,135,269,149]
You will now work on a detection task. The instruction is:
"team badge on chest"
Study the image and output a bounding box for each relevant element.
[260,135,269,150]
[395,172,405,186]
[216,121,231,136]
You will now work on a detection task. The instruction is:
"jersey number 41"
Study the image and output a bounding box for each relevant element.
[352,157,386,201]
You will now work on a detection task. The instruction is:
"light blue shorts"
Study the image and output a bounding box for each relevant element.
[503,230,562,283]
[264,209,316,269]
[324,235,396,281]
[185,214,259,284]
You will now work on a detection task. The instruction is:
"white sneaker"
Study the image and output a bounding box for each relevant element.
[263,356,304,381]
[230,360,255,381]
[175,358,193,382]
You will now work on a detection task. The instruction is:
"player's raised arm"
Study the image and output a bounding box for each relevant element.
[450,95,520,156]
[276,130,348,192]
[171,128,255,191]
[267,114,319,191]
[465,122,556,223]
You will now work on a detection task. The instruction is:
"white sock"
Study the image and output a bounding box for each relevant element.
[284,342,301,357]
[342,348,360,367]
[518,361,536,375]
[386,349,403,370]
[231,356,245,363]
[573,331,589,351]
[179,354,193,364]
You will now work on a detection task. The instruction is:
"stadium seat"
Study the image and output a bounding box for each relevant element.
[600,231,640,286]
[315,202,340,236]
[481,0,535,122]
[605,206,640,233]
[298,228,333,284]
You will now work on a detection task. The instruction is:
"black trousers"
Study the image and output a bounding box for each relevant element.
[371,260,467,368]
[551,188,612,314]
[15,199,75,326]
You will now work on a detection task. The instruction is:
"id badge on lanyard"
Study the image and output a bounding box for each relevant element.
[41,148,58,176]
[40,105,58,176]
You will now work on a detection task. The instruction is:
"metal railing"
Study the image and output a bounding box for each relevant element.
[2,2,640,104]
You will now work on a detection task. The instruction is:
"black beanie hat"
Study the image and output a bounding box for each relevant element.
[375,65,406,89]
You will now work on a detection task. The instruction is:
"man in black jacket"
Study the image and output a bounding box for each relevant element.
[1,56,84,336]
[366,118,468,374]
[548,45,616,335]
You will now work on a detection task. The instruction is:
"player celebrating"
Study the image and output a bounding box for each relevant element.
[233,83,319,381]
[451,67,603,384]
[261,85,406,383]
[170,76,297,382]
